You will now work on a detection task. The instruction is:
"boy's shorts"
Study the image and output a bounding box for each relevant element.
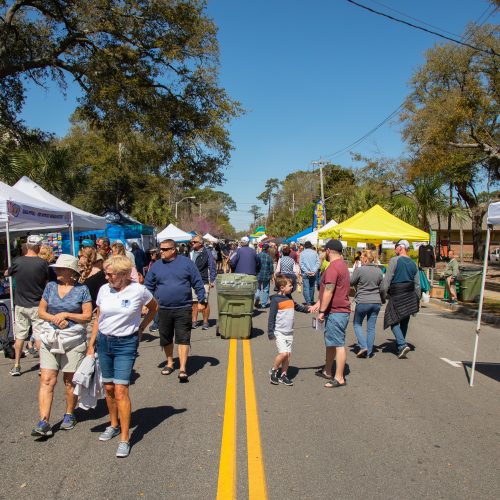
[274,331,293,353]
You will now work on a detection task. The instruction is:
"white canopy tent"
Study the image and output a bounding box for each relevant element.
[470,201,500,386]
[14,176,106,232]
[297,219,338,245]
[203,233,218,243]
[157,223,192,243]
[0,181,72,331]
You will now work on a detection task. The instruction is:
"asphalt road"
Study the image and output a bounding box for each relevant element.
[0,294,499,500]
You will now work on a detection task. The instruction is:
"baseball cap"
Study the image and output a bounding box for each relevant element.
[27,235,43,245]
[325,239,343,253]
[81,239,94,247]
[395,239,410,249]
[262,243,269,250]
[240,236,249,243]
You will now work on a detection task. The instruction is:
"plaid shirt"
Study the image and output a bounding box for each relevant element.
[257,251,274,282]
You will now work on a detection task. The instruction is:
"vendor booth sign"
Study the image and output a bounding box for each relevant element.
[7,201,69,225]
[313,200,325,230]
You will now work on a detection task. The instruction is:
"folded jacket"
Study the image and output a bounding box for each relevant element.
[39,322,86,354]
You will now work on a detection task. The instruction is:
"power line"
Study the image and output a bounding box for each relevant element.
[321,101,405,161]
[345,0,499,57]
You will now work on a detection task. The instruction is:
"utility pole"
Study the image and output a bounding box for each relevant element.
[311,159,327,221]
[291,192,296,215]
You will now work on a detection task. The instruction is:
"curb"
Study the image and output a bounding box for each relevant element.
[428,298,500,326]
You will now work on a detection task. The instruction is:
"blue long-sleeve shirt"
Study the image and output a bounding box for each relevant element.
[299,248,320,274]
[145,255,205,309]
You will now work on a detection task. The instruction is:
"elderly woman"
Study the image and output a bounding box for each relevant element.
[350,249,384,358]
[33,255,92,437]
[87,255,157,458]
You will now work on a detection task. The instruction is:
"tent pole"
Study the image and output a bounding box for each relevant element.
[5,221,15,339]
[69,212,75,256]
[470,225,491,387]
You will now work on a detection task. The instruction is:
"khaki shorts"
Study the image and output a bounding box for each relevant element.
[40,341,87,373]
[192,283,210,302]
[14,306,44,341]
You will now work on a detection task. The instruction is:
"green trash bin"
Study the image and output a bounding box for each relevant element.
[458,270,483,302]
[216,274,257,339]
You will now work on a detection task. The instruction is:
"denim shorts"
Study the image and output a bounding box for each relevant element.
[324,312,350,347]
[96,331,138,385]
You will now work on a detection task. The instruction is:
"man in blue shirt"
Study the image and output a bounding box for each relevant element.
[299,241,320,305]
[145,239,205,382]
[382,240,421,359]
[230,237,260,275]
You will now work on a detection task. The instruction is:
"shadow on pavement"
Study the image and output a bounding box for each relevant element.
[130,406,186,446]
[140,332,159,342]
[157,355,220,376]
[290,362,351,379]
[462,361,500,384]
[76,398,109,423]
[251,327,265,339]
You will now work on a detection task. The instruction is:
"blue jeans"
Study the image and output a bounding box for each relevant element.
[391,316,411,351]
[255,280,270,307]
[353,303,381,355]
[96,332,139,385]
[151,313,159,330]
[302,274,316,304]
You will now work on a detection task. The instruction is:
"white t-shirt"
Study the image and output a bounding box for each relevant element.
[97,282,153,337]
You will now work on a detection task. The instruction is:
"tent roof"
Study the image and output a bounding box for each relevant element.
[319,211,365,239]
[0,181,71,232]
[324,205,429,242]
[203,233,218,243]
[487,201,500,226]
[13,176,106,231]
[284,226,313,243]
[157,223,192,242]
[298,219,338,244]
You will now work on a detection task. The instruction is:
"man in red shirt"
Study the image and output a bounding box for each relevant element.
[312,239,351,388]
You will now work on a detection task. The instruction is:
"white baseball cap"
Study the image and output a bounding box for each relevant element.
[240,236,249,243]
[27,235,43,245]
[396,239,410,249]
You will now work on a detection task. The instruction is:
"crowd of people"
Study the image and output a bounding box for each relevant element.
[3,232,423,457]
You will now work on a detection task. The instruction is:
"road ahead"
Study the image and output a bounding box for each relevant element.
[0,296,499,500]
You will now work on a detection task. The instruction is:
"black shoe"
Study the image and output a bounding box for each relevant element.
[398,346,410,359]
[279,373,293,386]
[269,369,279,385]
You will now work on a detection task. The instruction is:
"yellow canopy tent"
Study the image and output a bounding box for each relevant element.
[318,211,364,239]
[321,205,429,242]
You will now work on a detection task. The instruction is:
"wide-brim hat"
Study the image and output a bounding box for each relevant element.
[50,254,80,274]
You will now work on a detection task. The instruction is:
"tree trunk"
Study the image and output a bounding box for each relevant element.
[447,182,452,250]
[470,207,486,261]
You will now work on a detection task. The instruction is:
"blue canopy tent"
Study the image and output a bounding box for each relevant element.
[284,226,313,244]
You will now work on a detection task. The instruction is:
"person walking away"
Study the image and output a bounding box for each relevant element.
[382,240,421,359]
[440,249,459,304]
[131,242,147,277]
[299,241,320,305]
[268,276,311,386]
[350,250,384,358]
[230,237,260,275]
[33,255,92,436]
[189,235,216,330]
[87,255,157,457]
[146,248,160,332]
[255,243,274,308]
[145,239,206,382]
[312,239,351,388]
[5,235,48,376]
[275,246,301,293]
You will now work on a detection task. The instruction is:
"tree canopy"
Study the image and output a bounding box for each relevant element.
[0,0,241,185]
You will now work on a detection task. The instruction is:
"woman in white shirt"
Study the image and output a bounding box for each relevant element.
[87,255,157,458]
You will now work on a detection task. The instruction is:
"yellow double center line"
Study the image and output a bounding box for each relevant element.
[216,339,268,499]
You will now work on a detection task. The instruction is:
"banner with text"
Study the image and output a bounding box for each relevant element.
[313,200,326,230]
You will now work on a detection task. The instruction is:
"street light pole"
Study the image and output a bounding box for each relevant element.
[175,196,196,219]
[312,159,327,221]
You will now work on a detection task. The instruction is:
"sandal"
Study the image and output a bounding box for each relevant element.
[315,369,333,380]
[161,366,174,376]
[324,379,346,388]
[178,371,189,383]
[356,349,368,358]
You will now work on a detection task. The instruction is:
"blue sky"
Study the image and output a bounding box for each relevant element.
[19,0,498,230]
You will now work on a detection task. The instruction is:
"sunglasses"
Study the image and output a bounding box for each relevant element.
[160,247,175,251]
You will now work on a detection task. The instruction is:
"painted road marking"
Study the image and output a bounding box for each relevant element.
[243,339,268,500]
[216,339,238,500]
[440,357,462,368]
